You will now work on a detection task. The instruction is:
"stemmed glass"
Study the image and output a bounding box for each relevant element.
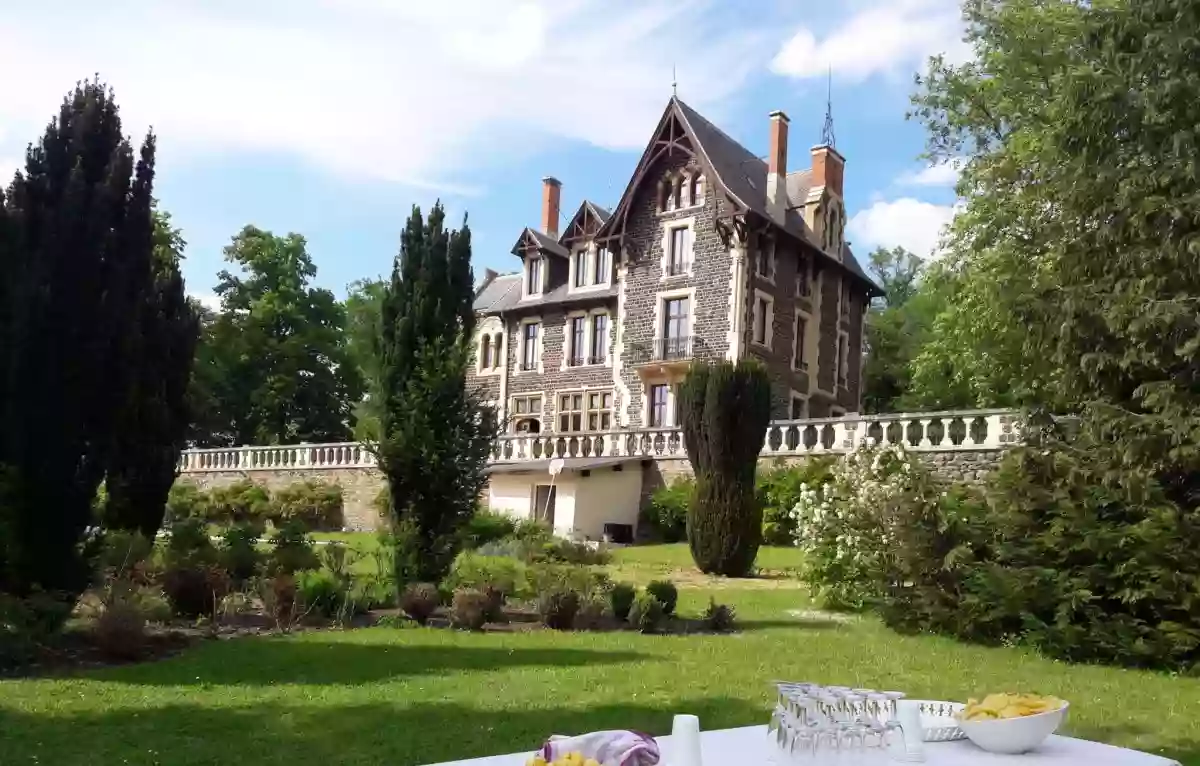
[768,683,911,762]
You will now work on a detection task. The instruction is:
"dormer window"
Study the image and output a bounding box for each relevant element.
[573,250,587,288]
[527,256,544,295]
[594,247,611,285]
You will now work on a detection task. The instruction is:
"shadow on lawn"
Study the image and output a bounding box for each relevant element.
[0,696,767,766]
[108,638,646,687]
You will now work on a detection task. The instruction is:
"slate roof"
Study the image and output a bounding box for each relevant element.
[585,201,612,223]
[472,273,616,315]
[516,227,570,258]
[474,273,522,313]
[674,99,882,296]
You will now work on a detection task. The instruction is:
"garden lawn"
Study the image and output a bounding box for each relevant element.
[2,547,1197,766]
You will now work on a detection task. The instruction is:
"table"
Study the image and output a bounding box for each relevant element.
[425,725,1181,766]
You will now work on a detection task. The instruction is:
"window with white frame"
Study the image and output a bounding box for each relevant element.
[792,313,809,370]
[590,313,608,364]
[527,257,543,295]
[568,316,586,366]
[649,383,670,427]
[520,322,539,371]
[753,293,773,347]
[690,174,705,206]
[757,240,775,280]
[573,251,587,288]
[511,395,542,432]
[594,247,611,285]
[557,390,613,432]
[664,177,680,211]
[479,335,493,369]
[492,332,503,367]
[666,226,690,276]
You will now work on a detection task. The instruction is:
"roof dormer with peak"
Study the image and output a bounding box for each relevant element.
[594,96,881,296]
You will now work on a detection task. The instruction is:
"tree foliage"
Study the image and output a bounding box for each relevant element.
[860,246,943,413]
[679,360,771,576]
[190,226,362,446]
[376,204,497,584]
[103,209,200,538]
[894,0,1200,670]
[344,277,388,442]
[0,80,156,605]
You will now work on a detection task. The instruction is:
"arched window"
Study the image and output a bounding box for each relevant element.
[480,334,492,368]
[492,333,503,367]
[691,174,705,206]
[664,175,679,211]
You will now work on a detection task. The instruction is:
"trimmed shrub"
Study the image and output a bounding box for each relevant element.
[758,459,835,546]
[444,552,524,601]
[163,517,217,571]
[163,565,230,619]
[574,595,608,630]
[207,480,271,526]
[92,582,150,661]
[609,582,637,622]
[97,530,154,576]
[460,509,517,550]
[701,599,737,633]
[219,522,265,585]
[679,360,772,576]
[400,582,440,625]
[266,520,320,575]
[645,580,678,616]
[297,570,344,620]
[165,483,209,524]
[628,591,665,634]
[541,538,611,566]
[525,563,610,601]
[643,478,692,543]
[450,588,490,631]
[537,589,581,630]
[270,480,344,531]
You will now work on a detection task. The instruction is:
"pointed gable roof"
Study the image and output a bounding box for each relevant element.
[509,226,569,259]
[560,200,612,245]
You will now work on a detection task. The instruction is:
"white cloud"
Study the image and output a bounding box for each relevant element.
[848,197,957,257]
[771,0,969,83]
[0,1,768,190]
[897,161,960,187]
[188,292,222,312]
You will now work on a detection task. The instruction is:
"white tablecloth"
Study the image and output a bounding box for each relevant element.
[424,725,1181,766]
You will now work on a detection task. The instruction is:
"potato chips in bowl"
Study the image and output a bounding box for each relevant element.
[958,693,1068,754]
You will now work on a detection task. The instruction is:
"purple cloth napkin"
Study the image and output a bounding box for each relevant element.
[540,730,661,766]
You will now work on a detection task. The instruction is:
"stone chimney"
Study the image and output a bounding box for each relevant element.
[766,111,789,222]
[541,176,562,238]
[810,144,845,199]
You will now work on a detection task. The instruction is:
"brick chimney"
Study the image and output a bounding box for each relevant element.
[810,144,845,199]
[541,176,562,238]
[766,111,789,223]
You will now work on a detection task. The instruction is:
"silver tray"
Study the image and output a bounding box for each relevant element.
[914,700,966,742]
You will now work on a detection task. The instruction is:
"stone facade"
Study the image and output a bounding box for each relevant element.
[468,97,876,435]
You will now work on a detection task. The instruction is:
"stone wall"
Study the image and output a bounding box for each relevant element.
[176,467,387,531]
[638,449,1006,514]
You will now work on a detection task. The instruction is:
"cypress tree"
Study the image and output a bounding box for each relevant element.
[103,211,200,539]
[0,80,156,609]
[679,359,772,576]
[376,203,497,584]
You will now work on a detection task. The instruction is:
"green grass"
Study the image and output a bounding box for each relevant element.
[2,545,1196,766]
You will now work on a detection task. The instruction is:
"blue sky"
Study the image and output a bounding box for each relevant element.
[0,0,966,306]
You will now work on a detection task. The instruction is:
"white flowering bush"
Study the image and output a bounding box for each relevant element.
[791,440,938,610]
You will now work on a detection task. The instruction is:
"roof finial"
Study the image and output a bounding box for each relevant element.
[821,66,836,148]
[672,64,678,98]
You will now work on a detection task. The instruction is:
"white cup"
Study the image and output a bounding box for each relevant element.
[894,700,926,761]
[671,714,703,766]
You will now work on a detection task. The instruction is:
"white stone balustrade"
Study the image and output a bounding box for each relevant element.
[178,410,1022,473]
